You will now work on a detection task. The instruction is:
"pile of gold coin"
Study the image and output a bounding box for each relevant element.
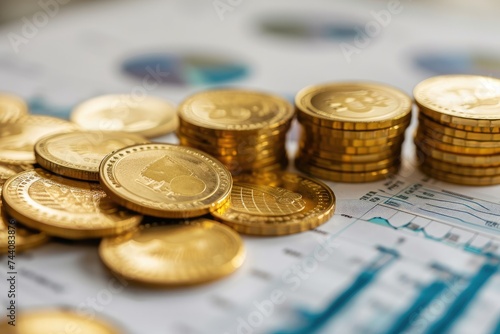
[177,89,294,175]
[414,75,500,186]
[295,82,412,182]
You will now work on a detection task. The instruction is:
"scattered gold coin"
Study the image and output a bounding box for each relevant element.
[2,169,142,239]
[212,172,335,235]
[0,93,28,124]
[35,131,148,181]
[99,143,232,218]
[71,94,178,138]
[0,115,78,165]
[0,308,121,334]
[99,218,245,285]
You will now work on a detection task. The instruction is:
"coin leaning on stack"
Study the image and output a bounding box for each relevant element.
[414,75,500,186]
[177,89,295,175]
[295,82,412,182]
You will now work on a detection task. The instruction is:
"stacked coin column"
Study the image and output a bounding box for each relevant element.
[177,90,295,175]
[414,75,500,186]
[295,83,412,182]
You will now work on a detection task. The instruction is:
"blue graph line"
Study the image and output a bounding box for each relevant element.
[418,207,475,226]
[421,188,491,211]
[416,194,498,216]
[425,203,491,223]
[385,280,449,334]
[272,248,398,334]
[425,263,498,334]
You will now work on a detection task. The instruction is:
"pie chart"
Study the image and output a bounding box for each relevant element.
[121,52,249,86]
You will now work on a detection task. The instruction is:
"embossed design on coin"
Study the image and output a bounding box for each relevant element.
[179,90,294,131]
[1,169,142,239]
[213,172,335,235]
[297,83,412,124]
[99,144,232,218]
[231,183,305,216]
[0,163,32,187]
[71,94,178,138]
[311,89,390,114]
[35,131,148,181]
[99,218,245,285]
[0,115,78,165]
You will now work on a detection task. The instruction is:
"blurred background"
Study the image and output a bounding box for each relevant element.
[0,0,499,125]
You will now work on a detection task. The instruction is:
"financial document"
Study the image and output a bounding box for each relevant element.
[1,0,500,333]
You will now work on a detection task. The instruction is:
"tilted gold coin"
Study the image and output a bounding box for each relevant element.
[0,309,121,334]
[71,94,178,138]
[0,163,33,187]
[414,75,500,130]
[178,89,294,132]
[296,82,412,130]
[212,172,335,236]
[2,169,142,239]
[0,115,78,165]
[0,93,28,124]
[419,164,500,186]
[99,144,232,218]
[99,218,245,285]
[296,159,400,183]
[35,131,148,181]
[0,198,48,254]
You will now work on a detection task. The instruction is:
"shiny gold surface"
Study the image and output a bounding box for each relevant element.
[414,75,500,130]
[2,169,142,239]
[178,89,294,131]
[0,93,28,124]
[71,94,178,138]
[99,144,232,218]
[418,113,500,141]
[99,218,245,285]
[419,164,500,186]
[296,82,412,130]
[0,115,78,165]
[0,309,121,334]
[35,131,148,181]
[0,163,33,187]
[212,172,335,235]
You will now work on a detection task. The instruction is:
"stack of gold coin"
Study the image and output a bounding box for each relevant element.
[177,89,294,175]
[414,75,500,186]
[295,82,412,182]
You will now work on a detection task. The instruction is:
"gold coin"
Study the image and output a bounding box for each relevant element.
[415,131,500,155]
[178,136,285,157]
[99,218,245,285]
[35,131,148,181]
[414,139,500,167]
[298,154,399,173]
[0,93,28,124]
[416,149,500,176]
[99,144,232,218]
[298,144,400,163]
[414,75,500,130]
[212,172,335,236]
[296,82,412,130]
[418,122,500,149]
[1,199,48,254]
[0,309,121,334]
[298,132,405,154]
[0,163,33,187]
[178,89,294,132]
[178,117,292,139]
[2,169,142,239]
[0,115,78,165]
[418,114,500,141]
[299,118,410,139]
[419,164,500,186]
[71,94,178,138]
[296,158,400,183]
